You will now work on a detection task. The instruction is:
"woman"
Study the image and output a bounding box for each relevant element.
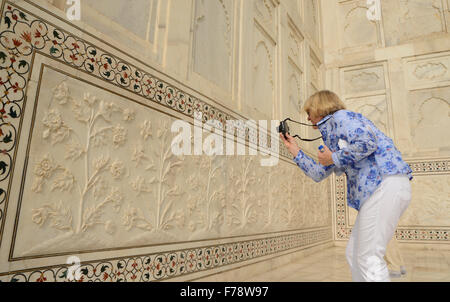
[281,90,412,282]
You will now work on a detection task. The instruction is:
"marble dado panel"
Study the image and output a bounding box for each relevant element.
[335,160,450,242]
[0,1,332,281]
[381,0,447,47]
[10,62,331,258]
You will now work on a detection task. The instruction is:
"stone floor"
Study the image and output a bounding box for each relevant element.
[241,246,450,282]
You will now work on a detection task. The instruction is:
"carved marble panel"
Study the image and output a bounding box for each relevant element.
[338,0,380,50]
[310,49,321,89]
[342,65,386,95]
[288,20,304,71]
[254,0,278,39]
[284,61,304,136]
[303,0,320,47]
[193,0,233,91]
[251,22,276,118]
[404,52,450,90]
[13,67,189,257]
[11,63,330,259]
[399,175,450,227]
[381,0,446,47]
[83,0,154,40]
[407,86,450,156]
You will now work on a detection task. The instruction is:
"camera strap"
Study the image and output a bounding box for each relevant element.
[282,118,323,142]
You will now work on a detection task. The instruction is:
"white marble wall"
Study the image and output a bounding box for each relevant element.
[322,0,450,246]
[0,0,331,281]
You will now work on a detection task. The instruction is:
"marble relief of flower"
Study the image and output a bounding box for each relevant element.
[140,120,152,140]
[52,81,71,105]
[64,140,86,161]
[83,92,98,107]
[112,124,127,148]
[110,159,125,180]
[131,143,148,166]
[51,168,75,192]
[42,109,71,145]
[34,154,56,178]
[42,109,63,130]
[32,208,47,227]
[122,108,135,122]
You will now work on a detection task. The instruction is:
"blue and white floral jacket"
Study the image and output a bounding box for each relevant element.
[293,110,413,211]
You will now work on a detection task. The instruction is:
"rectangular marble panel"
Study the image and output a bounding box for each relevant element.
[407,86,450,157]
[381,0,446,47]
[83,0,153,40]
[337,0,380,50]
[192,0,234,91]
[342,65,386,95]
[399,175,450,228]
[288,19,304,71]
[404,52,450,90]
[9,62,332,261]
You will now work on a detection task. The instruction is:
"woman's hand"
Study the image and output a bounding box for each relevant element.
[318,145,334,166]
[280,133,300,157]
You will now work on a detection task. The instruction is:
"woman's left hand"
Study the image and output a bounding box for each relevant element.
[318,145,334,166]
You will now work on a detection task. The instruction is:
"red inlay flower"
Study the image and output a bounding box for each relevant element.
[72,42,79,49]
[12,14,18,21]
[36,273,47,282]
[12,39,22,47]
[12,82,20,93]
[103,272,109,281]
[34,30,42,38]
[20,31,32,43]
[70,54,77,61]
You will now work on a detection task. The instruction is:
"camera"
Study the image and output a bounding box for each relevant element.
[277,120,290,138]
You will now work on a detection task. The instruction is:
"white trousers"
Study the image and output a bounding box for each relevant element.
[346,175,412,282]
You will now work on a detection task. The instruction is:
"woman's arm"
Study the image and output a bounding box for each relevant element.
[293,149,338,182]
[281,133,338,182]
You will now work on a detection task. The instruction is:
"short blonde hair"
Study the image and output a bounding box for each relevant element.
[303,90,346,118]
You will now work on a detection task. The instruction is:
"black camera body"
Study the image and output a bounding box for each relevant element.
[277,118,323,142]
[277,120,290,138]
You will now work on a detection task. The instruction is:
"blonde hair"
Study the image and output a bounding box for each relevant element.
[303,90,346,118]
